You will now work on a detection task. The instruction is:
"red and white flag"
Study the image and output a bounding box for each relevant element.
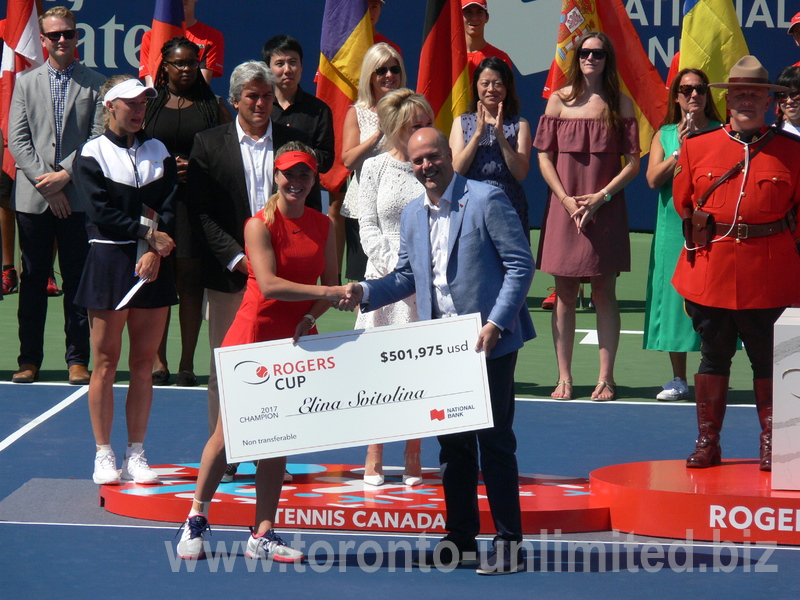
[1,0,44,178]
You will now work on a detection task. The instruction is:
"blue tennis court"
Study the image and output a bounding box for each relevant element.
[2,381,799,599]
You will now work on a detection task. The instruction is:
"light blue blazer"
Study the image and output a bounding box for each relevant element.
[362,174,535,358]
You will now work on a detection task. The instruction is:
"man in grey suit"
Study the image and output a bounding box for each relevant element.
[341,127,535,575]
[8,6,105,384]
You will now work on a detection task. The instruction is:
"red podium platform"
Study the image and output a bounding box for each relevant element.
[591,459,800,545]
[99,462,609,535]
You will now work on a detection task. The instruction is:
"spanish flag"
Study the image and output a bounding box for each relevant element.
[679,0,748,119]
[417,0,470,135]
[316,0,373,193]
[143,0,184,85]
[542,0,666,154]
[1,0,44,178]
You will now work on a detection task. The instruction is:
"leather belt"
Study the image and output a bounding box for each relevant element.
[715,215,792,240]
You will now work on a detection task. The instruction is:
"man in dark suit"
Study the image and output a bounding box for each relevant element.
[341,127,535,575]
[8,6,105,384]
[188,60,299,437]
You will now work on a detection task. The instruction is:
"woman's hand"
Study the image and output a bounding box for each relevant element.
[493,101,504,140]
[572,191,607,231]
[476,103,487,136]
[175,156,189,184]
[148,230,175,257]
[135,250,161,282]
[292,316,314,344]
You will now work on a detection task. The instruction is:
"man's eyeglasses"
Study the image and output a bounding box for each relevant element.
[678,84,709,97]
[775,90,800,103]
[578,48,607,60]
[166,60,200,71]
[43,29,77,42]
[375,65,402,76]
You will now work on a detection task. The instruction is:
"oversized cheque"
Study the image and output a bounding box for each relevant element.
[215,313,493,462]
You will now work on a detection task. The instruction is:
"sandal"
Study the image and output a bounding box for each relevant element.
[591,381,617,402]
[551,380,573,400]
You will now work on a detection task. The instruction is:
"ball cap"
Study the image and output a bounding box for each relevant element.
[462,0,488,9]
[275,151,318,173]
[788,12,800,34]
[104,79,157,104]
[708,55,789,93]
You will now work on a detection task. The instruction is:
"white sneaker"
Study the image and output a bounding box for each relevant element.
[121,448,160,484]
[245,529,304,563]
[657,377,690,401]
[93,450,120,485]
[177,515,210,560]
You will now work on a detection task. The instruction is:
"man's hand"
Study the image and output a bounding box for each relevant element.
[234,255,249,274]
[337,282,363,311]
[35,170,70,197]
[474,322,501,358]
[44,190,71,218]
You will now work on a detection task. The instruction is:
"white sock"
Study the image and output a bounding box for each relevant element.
[126,442,144,457]
[96,444,113,456]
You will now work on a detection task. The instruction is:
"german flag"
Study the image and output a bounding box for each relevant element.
[542,0,666,154]
[316,0,373,193]
[417,0,469,135]
[143,0,184,85]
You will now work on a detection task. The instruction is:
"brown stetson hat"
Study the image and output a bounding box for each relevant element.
[708,55,789,92]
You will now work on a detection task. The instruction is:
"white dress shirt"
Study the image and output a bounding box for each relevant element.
[228,118,274,271]
[424,174,458,318]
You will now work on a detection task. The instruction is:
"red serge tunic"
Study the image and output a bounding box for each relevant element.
[671,126,800,310]
[222,206,330,346]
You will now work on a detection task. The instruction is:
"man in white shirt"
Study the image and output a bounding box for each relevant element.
[188,61,302,435]
[341,128,535,575]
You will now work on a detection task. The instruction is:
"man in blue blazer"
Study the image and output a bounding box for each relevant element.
[341,128,535,574]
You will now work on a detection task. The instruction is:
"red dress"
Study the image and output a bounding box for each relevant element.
[222,207,330,346]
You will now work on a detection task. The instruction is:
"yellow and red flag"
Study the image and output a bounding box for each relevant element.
[679,0,748,119]
[142,0,184,85]
[1,0,44,178]
[417,0,470,135]
[316,0,374,193]
[543,0,667,154]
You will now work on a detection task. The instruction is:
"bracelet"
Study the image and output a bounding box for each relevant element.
[145,228,154,243]
[560,195,569,205]
[601,188,612,202]
[302,313,316,326]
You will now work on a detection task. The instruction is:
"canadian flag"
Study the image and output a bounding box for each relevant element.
[1,0,44,178]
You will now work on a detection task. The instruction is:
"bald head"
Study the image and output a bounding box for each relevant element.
[408,127,454,204]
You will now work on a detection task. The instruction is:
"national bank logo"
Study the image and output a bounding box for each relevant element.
[234,361,271,385]
[430,409,445,421]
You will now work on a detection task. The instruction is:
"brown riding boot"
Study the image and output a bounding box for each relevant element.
[754,378,772,472]
[686,373,729,468]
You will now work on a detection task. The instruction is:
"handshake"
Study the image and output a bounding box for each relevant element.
[326,282,364,312]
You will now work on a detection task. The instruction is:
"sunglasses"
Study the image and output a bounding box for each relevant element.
[578,48,607,60]
[43,29,77,42]
[375,65,402,76]
[775,90,800,102]
[678,84,709,97]
[166,60,200,70]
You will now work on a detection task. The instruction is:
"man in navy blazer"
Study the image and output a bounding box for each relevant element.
[341,128,535,574]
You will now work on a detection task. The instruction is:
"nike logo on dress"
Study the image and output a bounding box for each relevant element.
[293,230,301,234]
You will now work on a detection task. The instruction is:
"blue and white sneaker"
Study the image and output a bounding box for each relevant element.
[245,529,304,562]
[177,515,210,560]
[657,377,690,401]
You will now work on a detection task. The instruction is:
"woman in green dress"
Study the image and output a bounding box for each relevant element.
[644,68,722,401]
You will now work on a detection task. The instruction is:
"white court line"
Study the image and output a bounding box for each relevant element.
[0,386,88,453]
[577,329,643,345]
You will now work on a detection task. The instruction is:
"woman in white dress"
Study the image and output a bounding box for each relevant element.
[356,88,434,486]
[340,42,405,280]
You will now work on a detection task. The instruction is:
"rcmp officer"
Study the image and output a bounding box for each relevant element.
[672,55,800,471]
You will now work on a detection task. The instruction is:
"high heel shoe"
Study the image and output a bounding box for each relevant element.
[403,452,423,486]
[364,447,384,486]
